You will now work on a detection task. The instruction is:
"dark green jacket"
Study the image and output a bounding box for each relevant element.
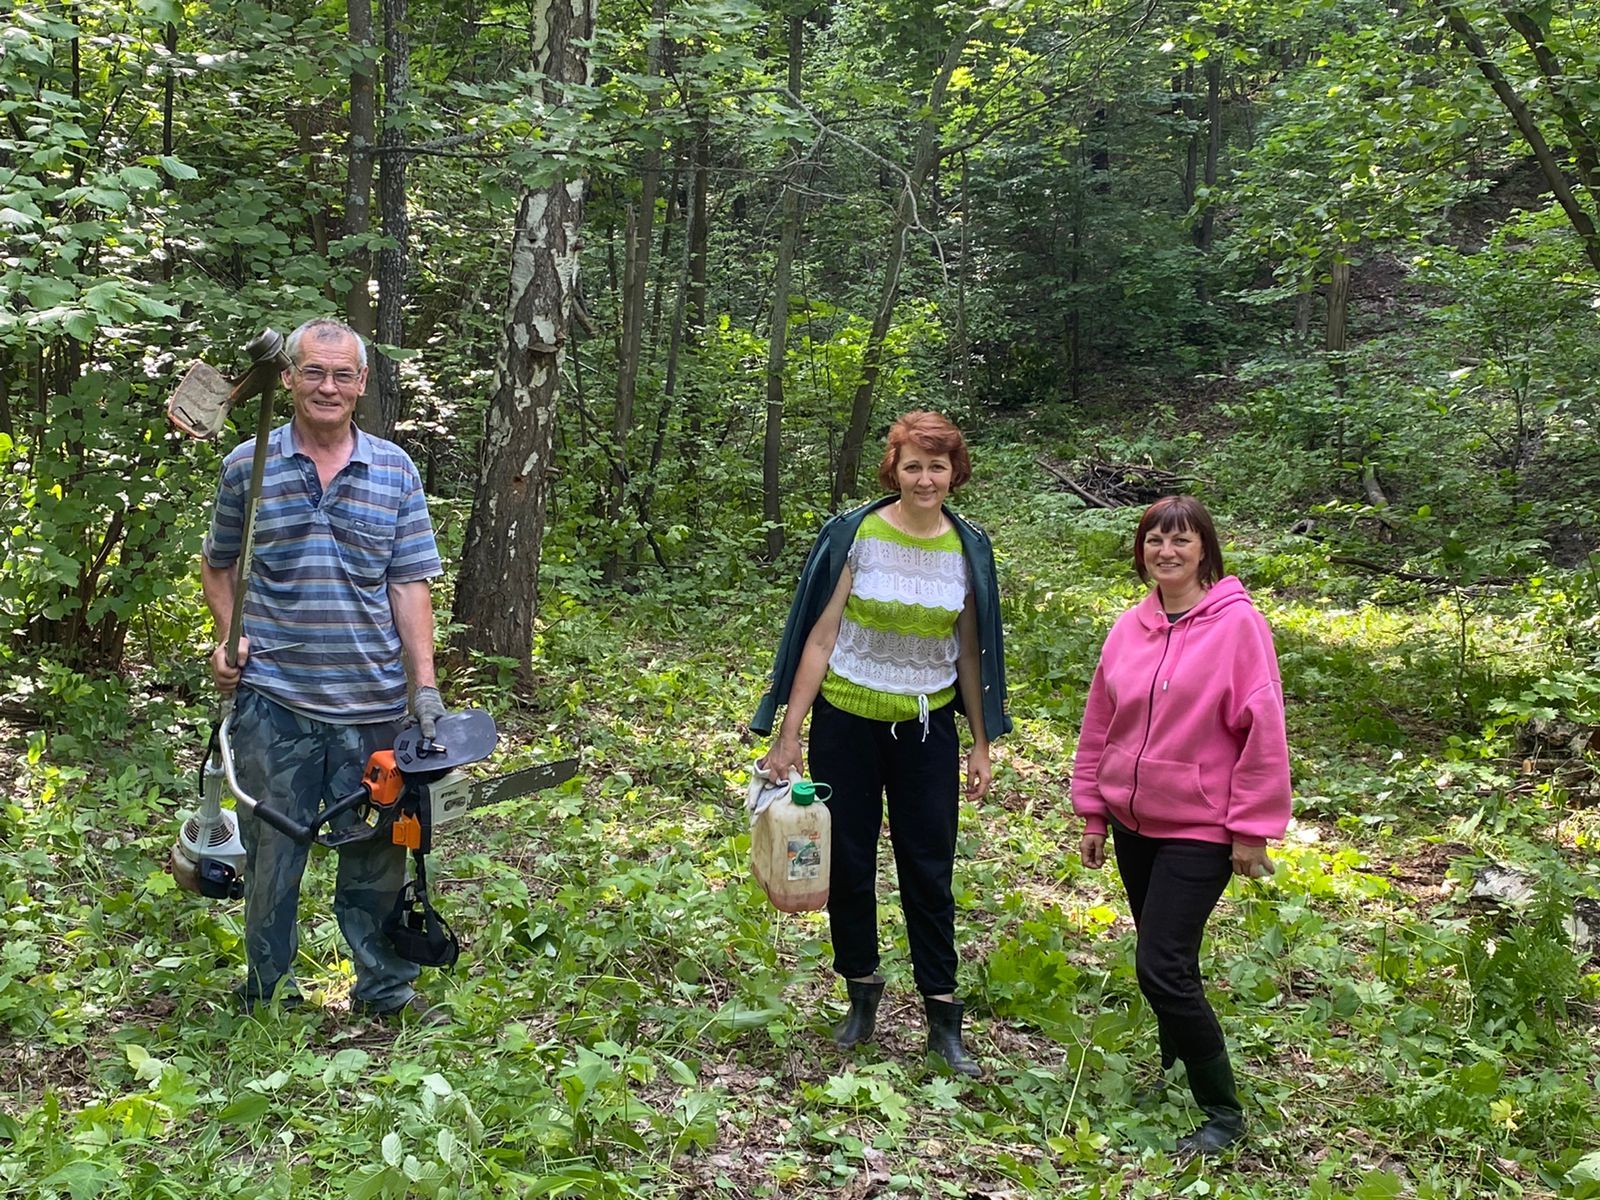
[750,496,1012,740]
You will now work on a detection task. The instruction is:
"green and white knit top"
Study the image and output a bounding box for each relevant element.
[820,510,971,723]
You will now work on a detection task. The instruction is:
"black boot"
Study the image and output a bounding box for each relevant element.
[832,979,885,1048]
[1175,1053,1244,1158]
[924,997,982,1078]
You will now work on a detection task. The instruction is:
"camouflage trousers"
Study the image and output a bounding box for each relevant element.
[231,687,419,1010]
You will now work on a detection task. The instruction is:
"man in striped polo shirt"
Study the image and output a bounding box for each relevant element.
[203,317,446,1021]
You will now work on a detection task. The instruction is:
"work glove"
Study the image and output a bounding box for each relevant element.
[409,685,447,741]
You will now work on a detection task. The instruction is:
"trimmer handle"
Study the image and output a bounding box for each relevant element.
[215,713,324,845]
[217,719,407,847]
[248,800,317,844]
[245,785,373,846]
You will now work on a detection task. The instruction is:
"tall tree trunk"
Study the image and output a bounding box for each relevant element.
[373,0,410,439]
[762,14,805,563]
[160,20,178,284]
[1502,8,1600,208]
[642,165,697,545]
[1325,258,1350,353]
[1180,66,1198,213]
[832,23,974,507]
[452,0,597,677]
[1067,182,1084,403]
[293,111,331,264]
[162,21,177,157]
[0,352,12,439]
[649,153,682,352]
[688,124,710,344]
[1194,53,1223,304]
[1435,0,1600,274]
[604,0,667,581]
[346,0,379,428]
[1196,56,1221,251]
[952,150,969,404]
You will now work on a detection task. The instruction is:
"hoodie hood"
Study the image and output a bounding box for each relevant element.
[1134,575,1254,632]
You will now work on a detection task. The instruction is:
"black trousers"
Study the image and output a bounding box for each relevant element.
[1111,821,1233,1067]
[809,695,961,996]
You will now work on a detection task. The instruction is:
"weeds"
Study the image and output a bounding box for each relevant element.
[1,424,1597,1198]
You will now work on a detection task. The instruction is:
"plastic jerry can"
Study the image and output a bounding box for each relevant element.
[751,778,832,913]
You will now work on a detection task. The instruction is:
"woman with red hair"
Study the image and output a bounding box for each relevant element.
[1072,495,1291,1156]
[752,411,1010,1076]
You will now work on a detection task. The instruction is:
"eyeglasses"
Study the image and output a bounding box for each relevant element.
[293,365,362,387]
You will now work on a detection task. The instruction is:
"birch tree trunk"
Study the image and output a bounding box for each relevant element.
[451,0,597,675]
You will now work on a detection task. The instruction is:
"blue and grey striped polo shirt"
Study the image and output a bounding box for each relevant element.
[204,422,442,723]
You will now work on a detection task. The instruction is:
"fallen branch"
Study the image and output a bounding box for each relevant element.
[1329,555,1523,587]
[1036,457,1113,508]
[1037,456,1196,507]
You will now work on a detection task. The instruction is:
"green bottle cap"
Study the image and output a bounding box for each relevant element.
[791,780,816,806]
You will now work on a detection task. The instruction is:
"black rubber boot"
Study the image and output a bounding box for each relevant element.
[832,979,885,1049]
[924,997,982,1078]
[1175,1053,1244,1158]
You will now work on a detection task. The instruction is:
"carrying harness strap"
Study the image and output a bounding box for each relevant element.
[384,849,461,969]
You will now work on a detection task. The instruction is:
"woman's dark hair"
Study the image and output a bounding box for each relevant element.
[876,410,972,492]
[1133,495,1224,586]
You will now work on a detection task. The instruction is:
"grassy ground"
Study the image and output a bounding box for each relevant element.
[2,421,1598,1199]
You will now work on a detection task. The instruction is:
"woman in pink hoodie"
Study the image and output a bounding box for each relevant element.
[1071,495,1291,1158]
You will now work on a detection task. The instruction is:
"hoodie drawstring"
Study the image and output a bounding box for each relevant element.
[889,693,933,743]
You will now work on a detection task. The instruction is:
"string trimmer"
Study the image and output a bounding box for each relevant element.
[167,329,291,898]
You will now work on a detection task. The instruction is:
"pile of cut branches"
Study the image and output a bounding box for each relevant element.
[1037,455,1197,508]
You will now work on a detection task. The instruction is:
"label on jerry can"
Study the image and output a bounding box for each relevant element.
[787,834,822,880]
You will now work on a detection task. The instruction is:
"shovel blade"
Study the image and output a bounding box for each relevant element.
[167,360,235,440]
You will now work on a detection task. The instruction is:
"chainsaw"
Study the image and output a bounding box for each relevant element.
[173,706,577,964]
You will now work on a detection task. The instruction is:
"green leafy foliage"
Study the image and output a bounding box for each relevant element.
[5,413,1600,1197]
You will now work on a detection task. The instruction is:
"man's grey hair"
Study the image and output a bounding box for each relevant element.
[286,317,368,369]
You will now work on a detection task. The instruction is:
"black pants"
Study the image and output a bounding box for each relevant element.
[809,695,961,996]
[1112,822,1233,1067]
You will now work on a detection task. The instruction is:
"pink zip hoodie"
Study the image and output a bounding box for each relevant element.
[1071,576,1291,846]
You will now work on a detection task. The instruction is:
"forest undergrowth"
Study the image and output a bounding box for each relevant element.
[2,415,1598,1200]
